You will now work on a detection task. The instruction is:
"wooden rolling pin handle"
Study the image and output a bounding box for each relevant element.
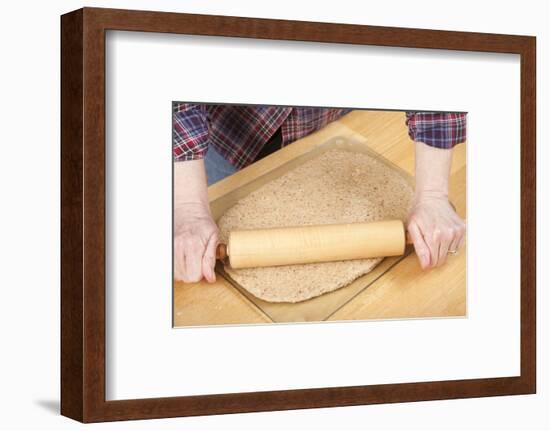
[216,243,228,261]
[216,221,413,264]
[215,225,413,266]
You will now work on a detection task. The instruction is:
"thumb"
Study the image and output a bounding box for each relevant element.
[408,222,431,270]
[202,231,218,283]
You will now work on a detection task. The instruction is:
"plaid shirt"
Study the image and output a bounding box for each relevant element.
[405,112,467,149]
[173,103,466,169]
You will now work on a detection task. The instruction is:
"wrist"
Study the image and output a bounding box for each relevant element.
[175,200,211,217]
[413,189,449,203]
[414,140,452,204]
[414,173,449,200]
[175,193,209,208]
[174,159,210,212]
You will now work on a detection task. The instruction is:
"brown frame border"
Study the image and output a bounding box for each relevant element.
[61,7,536,423]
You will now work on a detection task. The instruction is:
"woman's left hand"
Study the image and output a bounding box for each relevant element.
[406,191,466,270]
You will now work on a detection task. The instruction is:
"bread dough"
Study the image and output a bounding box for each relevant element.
[217,149,413,303]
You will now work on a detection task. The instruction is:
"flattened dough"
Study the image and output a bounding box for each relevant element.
[217,149,413,303]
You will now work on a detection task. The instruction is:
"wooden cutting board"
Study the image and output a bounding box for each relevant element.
[173,110,467,327]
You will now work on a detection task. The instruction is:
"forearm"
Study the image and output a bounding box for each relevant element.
[414,141,452,199]
[174,159,210,211]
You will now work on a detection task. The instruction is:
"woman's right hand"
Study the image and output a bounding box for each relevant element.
[174,202,219,283]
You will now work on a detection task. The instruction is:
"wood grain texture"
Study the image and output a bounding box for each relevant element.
[226,220,407,269]
[520,35,536,394]
[60,7,536,422]
[60,9,84,422]
[329,166,467,321]
[177,113,465,323]
[328,114,467,321]
[173,279,272,326]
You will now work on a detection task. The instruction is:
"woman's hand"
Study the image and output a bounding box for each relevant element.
[410,141,466,270]
[174,202,219,283]
[407,192,466,270]
[173,159,218,283]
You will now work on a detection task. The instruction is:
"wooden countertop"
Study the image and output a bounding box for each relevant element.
[174,110,466,327]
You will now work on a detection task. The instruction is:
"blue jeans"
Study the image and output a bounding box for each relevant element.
[204,146,237,186]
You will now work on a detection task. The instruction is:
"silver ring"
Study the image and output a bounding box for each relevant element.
[448,249,458,255]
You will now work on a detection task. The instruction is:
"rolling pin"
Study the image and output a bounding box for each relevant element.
[215,219,411,269]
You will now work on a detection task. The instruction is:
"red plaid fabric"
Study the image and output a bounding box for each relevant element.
[405,112,467,149]
[173,104,466,169]
[173,103,350,169]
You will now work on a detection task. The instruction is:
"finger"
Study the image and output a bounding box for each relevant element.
[182,238,204,283]
[455,225,466,252]
[202,231,218,283]
[173,240,188,282]
[174,257,186,282]
[408,222,430,270]
[448,239,460,256]
[457,232,466,250]
[424,227,442,268]
[448,231,461,254]
[449,218,466,253]
[183,252,203,283]
[437,229,453,267]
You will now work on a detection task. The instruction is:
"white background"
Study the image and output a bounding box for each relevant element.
[106,31,521,400]
[0,0,547,429]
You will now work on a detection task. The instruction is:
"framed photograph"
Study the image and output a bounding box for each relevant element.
[61,7,536,423]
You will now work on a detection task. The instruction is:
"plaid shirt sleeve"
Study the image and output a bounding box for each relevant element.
[405,112,467,149]
[173,103,210,161]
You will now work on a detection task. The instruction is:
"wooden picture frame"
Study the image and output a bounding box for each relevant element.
[61,7,536,423]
